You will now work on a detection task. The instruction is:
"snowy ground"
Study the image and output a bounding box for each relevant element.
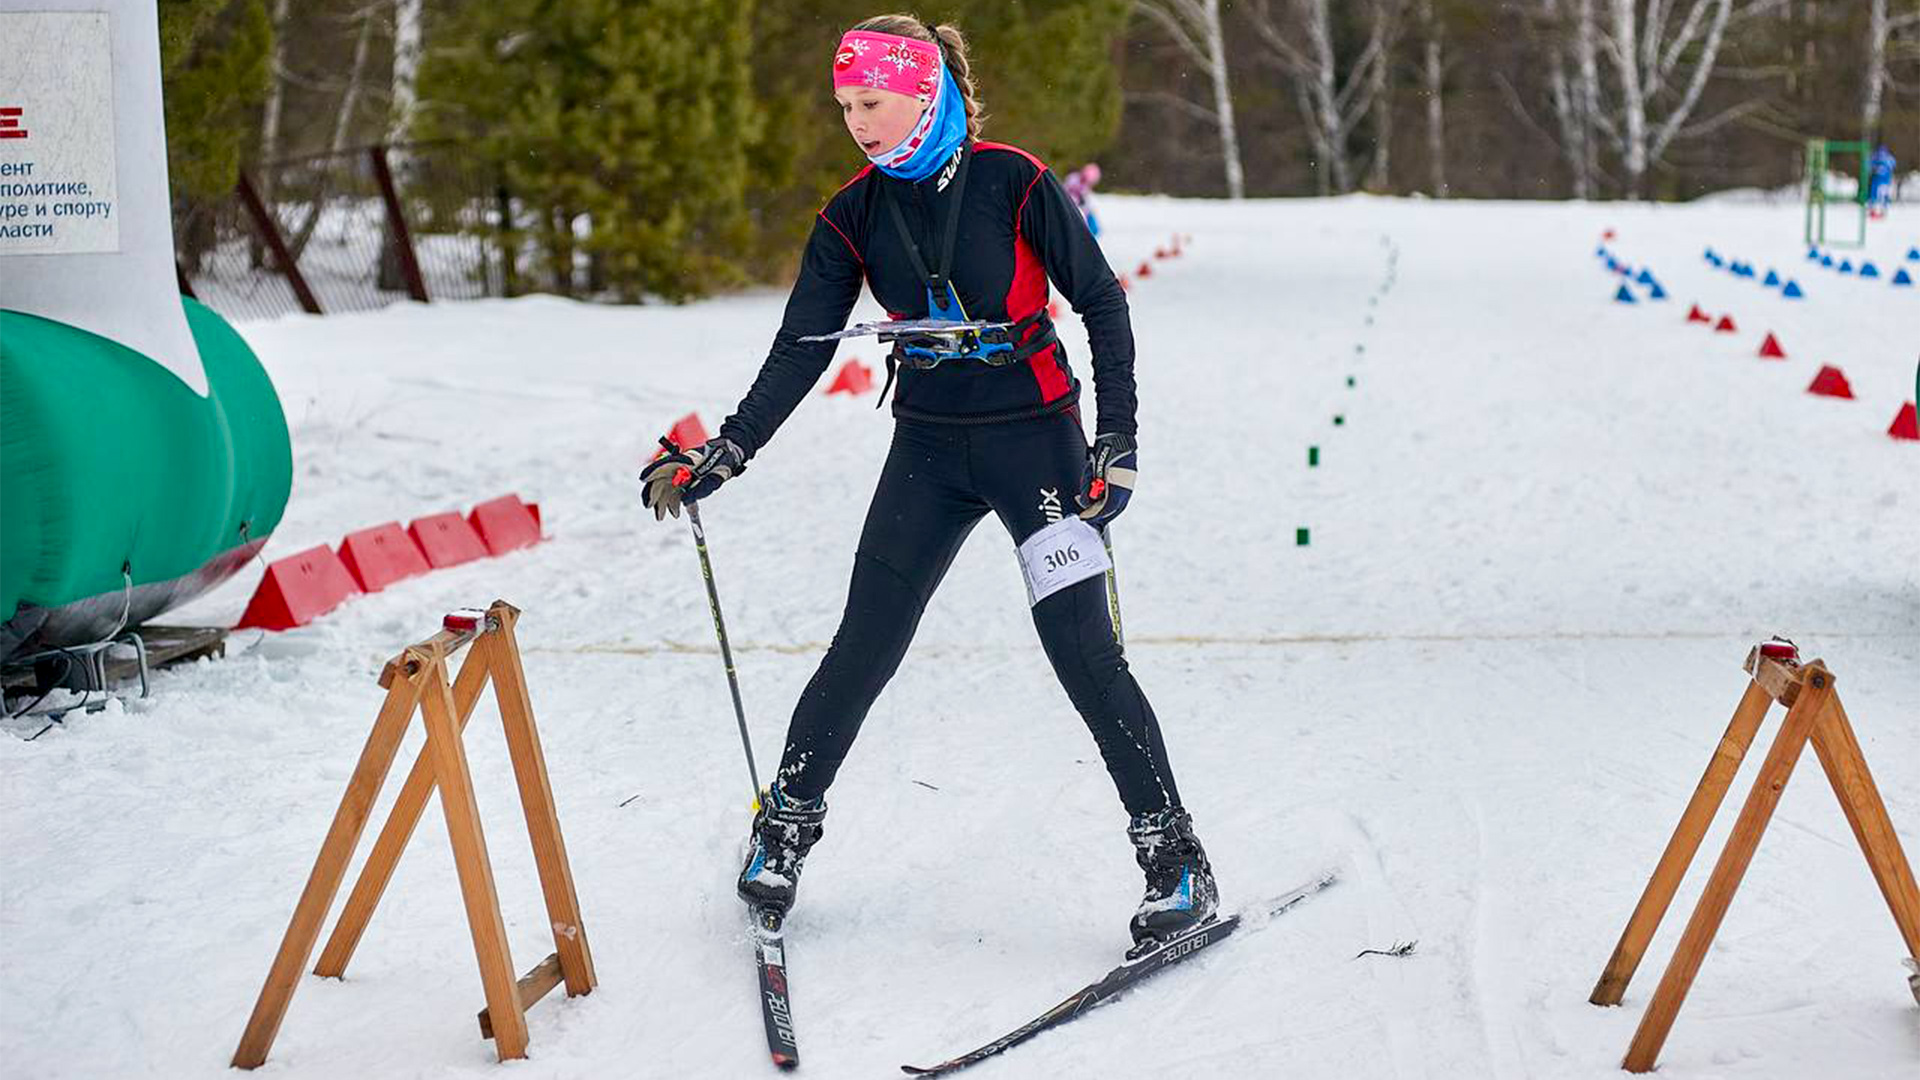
[4,194,1917,1079]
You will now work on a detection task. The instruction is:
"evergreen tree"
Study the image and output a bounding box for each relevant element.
[421,0,757,302]
[744,2,1132,279]
[160,0,272,201]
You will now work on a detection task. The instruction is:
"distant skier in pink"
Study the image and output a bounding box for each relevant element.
[1064,161,1104,239]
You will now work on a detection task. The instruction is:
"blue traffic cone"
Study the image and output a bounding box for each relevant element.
[1763,269,1781,287]
[1839,259,1853,274]
[1647,282,1668,300]
[1703,247,1717,262]
[1782,280,1805,298]
[1821,254,1835,267]
[1907,246,1919,261]
[1636,268,1655,285]
[1806,246,1819,260]
[1894,268,1914,286]
[1861,261,1880,278]
[1614,284,1636,303]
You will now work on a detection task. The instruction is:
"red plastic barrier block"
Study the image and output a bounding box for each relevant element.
[1889,402,1918,441]
[409,511,490,569]
[1806,365,1854,399]
[236,544,361,631]
[468,494,541,556]
[825,359,874,396]
[1757,332,1786,359]
[338,522,429,592]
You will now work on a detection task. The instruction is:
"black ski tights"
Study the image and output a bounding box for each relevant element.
[774,412,1181,816]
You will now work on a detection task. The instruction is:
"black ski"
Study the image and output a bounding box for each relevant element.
[900,871,1338,1077]
[751,905,800,1070]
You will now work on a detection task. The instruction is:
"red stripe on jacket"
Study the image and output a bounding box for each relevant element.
[976,143,1070,402]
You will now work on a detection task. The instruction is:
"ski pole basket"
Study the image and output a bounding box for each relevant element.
[1589,643,1920,1072]
[231,600,595,1068]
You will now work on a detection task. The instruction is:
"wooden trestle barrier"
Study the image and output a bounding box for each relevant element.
[232,601,595,1068]
[1589,645,1920,1073]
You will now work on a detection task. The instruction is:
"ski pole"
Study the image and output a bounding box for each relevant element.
[684,499,763,804]
[1100,526,1125,652]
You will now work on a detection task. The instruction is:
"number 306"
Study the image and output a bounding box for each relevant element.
[1044,546,1080,571]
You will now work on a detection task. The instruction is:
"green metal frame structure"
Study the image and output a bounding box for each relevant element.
[1804,138,1870,248]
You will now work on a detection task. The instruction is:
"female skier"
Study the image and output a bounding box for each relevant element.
[641,15,1216,954]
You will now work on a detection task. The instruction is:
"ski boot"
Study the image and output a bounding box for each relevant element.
[737,782,828,915]
[1126,805,1220,958]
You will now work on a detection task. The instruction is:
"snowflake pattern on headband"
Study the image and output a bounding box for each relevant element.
[885,42,921,72]
[863,66,891,89]
[848,37,870,55]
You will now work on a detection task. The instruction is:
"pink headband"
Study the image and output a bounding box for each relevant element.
[832,30,942,102]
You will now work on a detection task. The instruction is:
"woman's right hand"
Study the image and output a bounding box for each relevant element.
[640,437,746,520]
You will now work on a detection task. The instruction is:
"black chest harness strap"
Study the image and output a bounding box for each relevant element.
[873,148,1060,406]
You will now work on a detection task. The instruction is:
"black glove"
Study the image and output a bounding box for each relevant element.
[1077,432,1137,529]
[639,436,745,520]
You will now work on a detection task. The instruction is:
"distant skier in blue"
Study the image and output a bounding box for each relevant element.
[1867,144,1895,219]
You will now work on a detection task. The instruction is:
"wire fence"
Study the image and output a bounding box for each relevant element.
[176,141,512,322]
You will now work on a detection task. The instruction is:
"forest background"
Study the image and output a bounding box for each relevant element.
[159,0,1919,302]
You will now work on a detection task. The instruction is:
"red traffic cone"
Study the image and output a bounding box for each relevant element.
[1602,228,1616,240]
[1806,365,1854,399]
[657,412,709,457]
[1757,332,1786,359]
[1889,402,1919,440]
[1686,304,1711,324]
[1137,261,1153,278]
[1155,247,1169,259]
[825,358,874,396]
[1046,300,1061,320]
[1118,274,1131,292]
[1713,315,1737,333]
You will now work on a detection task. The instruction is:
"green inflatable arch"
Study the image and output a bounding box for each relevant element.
[0,299,292,659]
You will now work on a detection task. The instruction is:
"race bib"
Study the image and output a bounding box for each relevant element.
[1016,518,1110,607]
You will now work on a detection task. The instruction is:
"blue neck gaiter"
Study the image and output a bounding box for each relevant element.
[870,68,968,183]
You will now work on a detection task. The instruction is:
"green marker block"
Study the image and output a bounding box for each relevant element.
[1346,376,1356,388]
[1308,445,1320,467]
[1333,414,1345,426]
[1296,528,1311,546]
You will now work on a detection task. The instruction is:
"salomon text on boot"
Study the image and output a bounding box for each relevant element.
[738,783,828,915]
[1126,806,1219,958]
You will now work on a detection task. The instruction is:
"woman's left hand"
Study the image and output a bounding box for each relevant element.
[1078,432,1137,529]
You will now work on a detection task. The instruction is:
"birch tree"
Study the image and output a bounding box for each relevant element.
[390,0,424,147]
[1249,0,1398,195]
[1596,0,1790,198]
[1419,0,1448,196]
[1364,0,1408,191]
[1862,0,1920,142]
[1133,0,1245,198]
[258,0,293,192]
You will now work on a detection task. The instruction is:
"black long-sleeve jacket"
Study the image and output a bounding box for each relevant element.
[718,141,1136,457]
